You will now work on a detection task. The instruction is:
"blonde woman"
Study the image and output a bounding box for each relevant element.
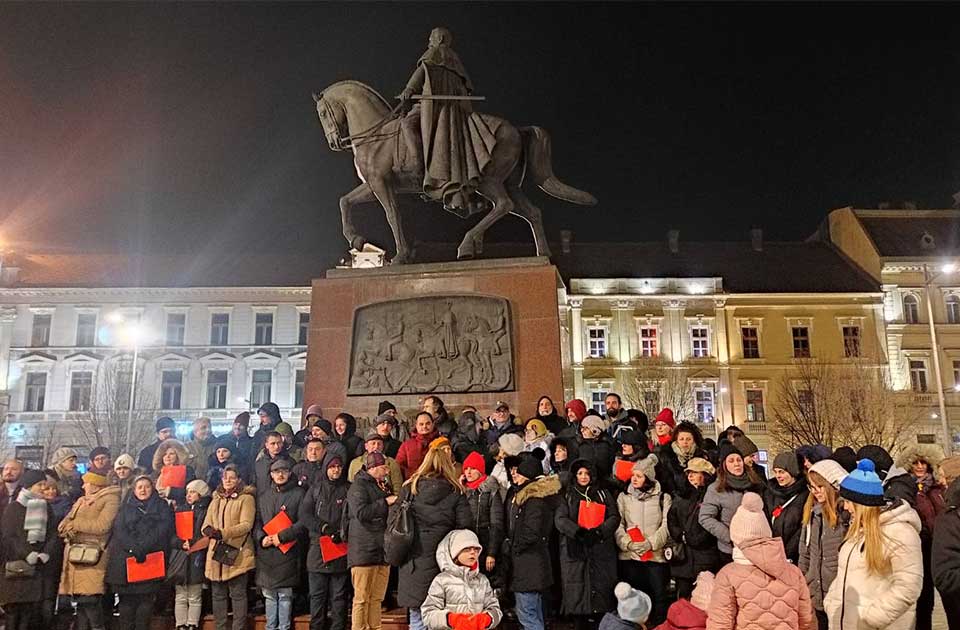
[824,459,923,630]
[798,459,848,630]
[398,437,473,630]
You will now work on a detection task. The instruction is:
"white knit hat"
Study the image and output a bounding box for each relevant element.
[729,492,772,548]
[113,453,135,471]
[498,433,524,457]
[690,571,715,611]
[614,582,651,624]
[632,454,659,481]
[581,416,605,437]
[809,459,848,490]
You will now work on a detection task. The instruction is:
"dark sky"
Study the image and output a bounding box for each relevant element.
[2,2,959,266]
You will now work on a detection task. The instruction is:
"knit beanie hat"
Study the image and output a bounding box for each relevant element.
[619,429,648,447]
[632,454,658,481]
[313,418,333,437]
[517,450,546,480]
[525,419,548,439]
[463,451,486,475]
[729,492,772,547]
[690,571,715,611]
[718,442,742,468]
[614,582,652,624]
[186,479,211,497]
[685,457,716,476]
[581,416,605,437]
[378,400,397,416]
[234,411,251,429]
[564,399,587,422]
[809,459,848,490]
[856,445,893,477]
[773,451,801,478]
[831,446,858,473]
[941,455,960,486]
[627,409,649,434]
[498,433,524,457]
[275,422,294,438]
[82,471,109,487]
[839,459,886,506]
[88,446,111,461]
[655,407,676,429]
[21,469,47,490]
[50,447,78,467]
[732,435,758,457]
[429,436,450,451]
[114,453,135,471]
[375,412,397,427]
[155,416,175,432]
[364,430,384,444]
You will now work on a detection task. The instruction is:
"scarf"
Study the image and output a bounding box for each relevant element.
[17,488,48,544]
[916,472,937,493]
[657,433,672,447]
[466,474,488,490]
[725,472,756,491]
[672,441,697,465]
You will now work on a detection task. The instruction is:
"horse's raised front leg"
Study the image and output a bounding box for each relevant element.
[458,179,513,259]
[340,183,375,251]
[508,186,552,257]
[368,178,412,263]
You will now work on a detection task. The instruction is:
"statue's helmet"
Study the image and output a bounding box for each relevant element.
[429,27,453,47]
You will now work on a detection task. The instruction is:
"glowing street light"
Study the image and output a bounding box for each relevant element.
[943,262,957,275]
[108,312,152,453]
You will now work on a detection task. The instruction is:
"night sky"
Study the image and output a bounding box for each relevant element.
[2,2,959,267]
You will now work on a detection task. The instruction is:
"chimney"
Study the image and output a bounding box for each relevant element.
[667,229,680,254]
[750,228,763,252]
[560,229,572,254]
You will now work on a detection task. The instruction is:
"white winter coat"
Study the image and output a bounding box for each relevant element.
[420,529,503,630]
[615,482,672,562]
[823,501,923,630]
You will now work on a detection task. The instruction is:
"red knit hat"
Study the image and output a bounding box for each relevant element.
[564,399,587,422]
[655,407,675,429]
[463,451,486,475]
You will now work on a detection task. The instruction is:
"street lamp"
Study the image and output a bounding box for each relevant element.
[923,262,957,454]
[108,312,150,453]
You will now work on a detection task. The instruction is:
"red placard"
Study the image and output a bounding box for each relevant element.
[319,535,348,563]
[448,612,492,630]
[126,551,165,582]
[159,465,187,489]
[627,527,654,561]
[175,510,194,541]
[577,500,606,529]
[263,509,296,554]
[614,459,634,482]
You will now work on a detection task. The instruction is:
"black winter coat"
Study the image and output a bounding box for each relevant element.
[346,470,391,567]
[175,495,211,585]
[215,433,256,469]
[397,477,472,608]
[252,450,296,494]
[885,471,919,508]
[505,474,562,593]
[666,481,722,578]
[554,480,620,616]
[382,435,402,460]
[465,475,505,564]
[300,458,350,574]
[254,479,306,589]
[932,479,960,629]
[206,452,249,489]
[764,477,809,564]
[655,443,707,499]
[292,458,327,490]
[576,435,616,478]
[0,495,58,605]
[453,423,488,468]
[106,491,174,594]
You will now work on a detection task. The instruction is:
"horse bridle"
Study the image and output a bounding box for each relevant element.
[318,95,403,151]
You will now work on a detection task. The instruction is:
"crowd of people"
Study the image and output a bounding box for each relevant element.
[0,393,958,630]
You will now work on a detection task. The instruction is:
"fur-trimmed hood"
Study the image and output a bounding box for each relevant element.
[897,443,945,473]
[514,473,561,505]
[152,438,189,472]
[216,483,257,499]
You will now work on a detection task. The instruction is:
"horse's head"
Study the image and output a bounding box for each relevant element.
[314,81,391,152]
[314,90,349,152]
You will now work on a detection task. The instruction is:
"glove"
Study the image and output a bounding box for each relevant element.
[203,526,222,540]
[479,613,493,629]
[132,546,147,563]
[331,532,343,544]
[319,521,332,535]
[588,529,605,546]
[628,540,652,554]
[26,551,40,565]
[574,527,590,543]
[37,553,50,564]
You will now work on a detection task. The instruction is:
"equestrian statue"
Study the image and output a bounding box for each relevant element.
[314,26,597,264]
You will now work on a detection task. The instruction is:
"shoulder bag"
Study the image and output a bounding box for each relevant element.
[68,542,103,566]
[5,560,36,578]
[384,486,415,567]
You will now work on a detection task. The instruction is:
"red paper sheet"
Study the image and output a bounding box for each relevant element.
[448,612,492,630]
[159,465,187,489]
[614,459,634,482]
[264,509,296,554]
[319,535,348,563]
[577,500,606,529]
[126,551,165,582]
[175,510,194,541]
[627,527,654,561]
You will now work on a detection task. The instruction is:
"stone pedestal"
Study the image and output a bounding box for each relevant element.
[303,257,564,426]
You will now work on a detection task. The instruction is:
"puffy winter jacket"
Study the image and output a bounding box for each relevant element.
[655,599,708,630]
[668,481,723,579]
[396,430,440,479]
[465,475,505,564]
[933,478,960,629]
[152,439,197,506]
[346,470,391,567]
[707,537,814,630]
[824,500,923,630]
[0,494,58,605]
[299,453,350,574]
[420,530,503,630]
[576,434,616,478]
[764,477,808,564]
[58,485,121,596]
[797,503,847,612]
[505,474,561,593]
[106,491,174,594]
[699,482,748,555]
[615,481,672,562]
[254,478,306,589]
[201,485,257,582]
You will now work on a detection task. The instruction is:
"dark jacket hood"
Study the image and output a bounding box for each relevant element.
[946,477,960,507]
[336,414,358,438]
[318,450,349,487]
[257,402,282,426]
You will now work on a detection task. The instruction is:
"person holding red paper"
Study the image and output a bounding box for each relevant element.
[105,475,174,630]
[254,458,306,630]
[300,452,351,630]
[609,430,653,492]
[152,439,197,508]
[615,456,672,626]
[173,479,212,630]
[554,459,620,629]
[420,529,502,630]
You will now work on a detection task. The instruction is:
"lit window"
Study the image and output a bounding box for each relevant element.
[69,371,93,411]
[903,294,920,324]
[31,314,51,347]
[640,326,658,357]
[947,295,960,325]
[843,326,861,358]
[210,313,230,345]
[909,360,928,393]
[251,369,272,407]
[691,326,709,358]
[295,369,305,407]
[590,388,609,414]
[746,389,765,423]
[166,313,186,346]
[255,313,274,346]
[206,370,228,409]
[24,372,47,412]
[298,312,310,345]
[791,327,810,358]
[587,327,606,359]
[694,387,714,422]
[161,370,183,409]
[76,314,97,347]
[741,327,760,359]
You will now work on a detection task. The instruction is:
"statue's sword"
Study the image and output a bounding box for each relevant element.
[410,95,486,101]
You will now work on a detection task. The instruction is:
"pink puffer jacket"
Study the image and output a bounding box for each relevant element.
[707,537,814,630]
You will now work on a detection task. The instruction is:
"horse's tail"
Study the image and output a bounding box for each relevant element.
[520,126,598,206]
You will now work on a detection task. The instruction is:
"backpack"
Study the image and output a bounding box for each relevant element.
[384,486,415,567]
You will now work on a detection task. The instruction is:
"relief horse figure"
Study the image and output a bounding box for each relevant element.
[314,80,597,263]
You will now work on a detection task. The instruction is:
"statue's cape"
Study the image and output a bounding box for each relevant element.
[418,44,473,93]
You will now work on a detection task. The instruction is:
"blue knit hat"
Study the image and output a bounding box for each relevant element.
[839,459,886,507]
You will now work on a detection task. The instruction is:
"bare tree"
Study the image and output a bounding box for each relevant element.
[622,356,697,420]
[769,359,919,455]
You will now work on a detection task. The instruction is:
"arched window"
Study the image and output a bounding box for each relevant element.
[903,294,920,324]
[946,294,960,325]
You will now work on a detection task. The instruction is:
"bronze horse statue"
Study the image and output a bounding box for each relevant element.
[314,80,597,263]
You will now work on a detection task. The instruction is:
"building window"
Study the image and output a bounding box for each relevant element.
[210,313,230,345]
[640,326,658,358]
[206,370,228,409]
[76,314,97,347]
[69,371,93,411]
[31,314,51,347]
[589,388,608,414]
[694,387,715,423]
[843,326,861,358]
[587,327,606,358]
[741,327,760,359]
[642,389,660,414]
[947,295,960,325]
[251,369,272,407]
[953,360,960,389]
[909,360,928,393]
[746,389,765,423]
[690,326,709,358]
[791,327,810,358]
[161,370,183,409]
[295,369,305,408]
[255,313,274,346]
[166,313,186,346]
[298,312,310,345]
[24,372,47,412]
[797,388,815,415]
[903,294,920,324]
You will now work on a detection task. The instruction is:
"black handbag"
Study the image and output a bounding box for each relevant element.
[212,535,246,567]
[383,487,414,567]
[664,540,687,565]
[5,560,36,578]
[164,547,188,583]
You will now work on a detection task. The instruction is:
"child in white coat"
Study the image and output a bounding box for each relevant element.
[421,529,502,630]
